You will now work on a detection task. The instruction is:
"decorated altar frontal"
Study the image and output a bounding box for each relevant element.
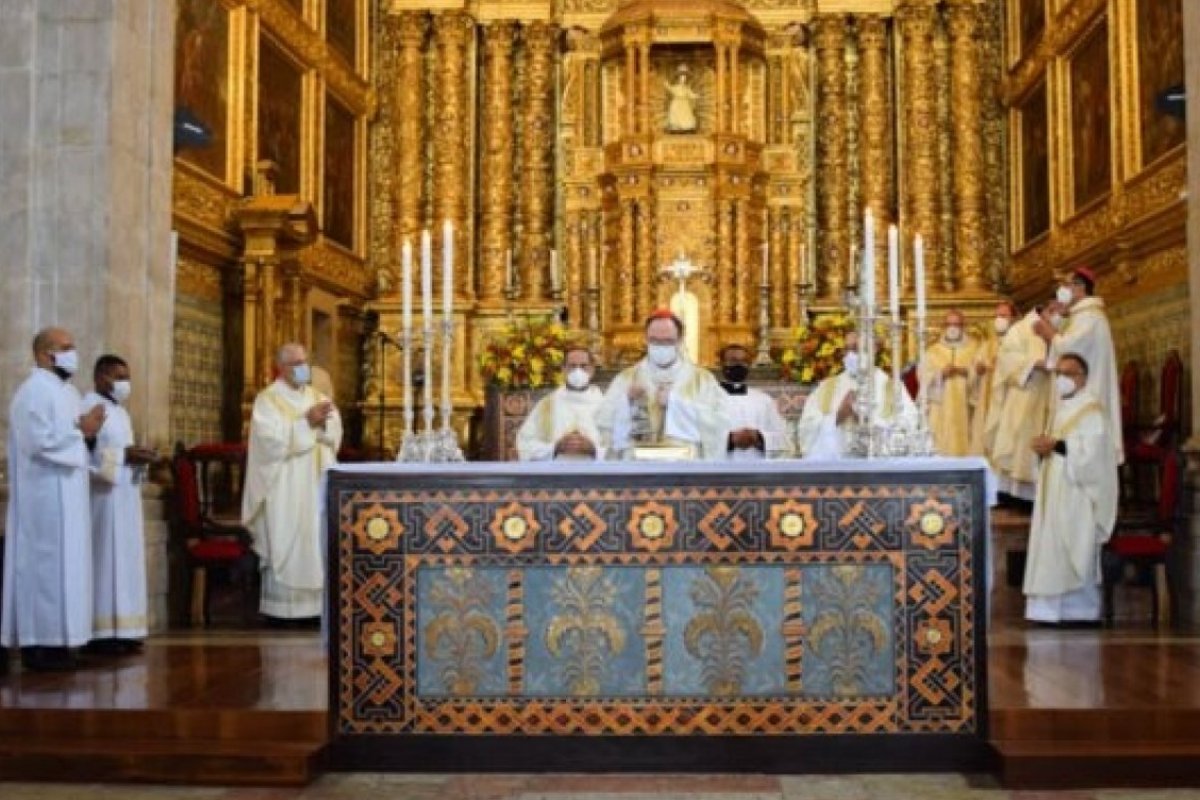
[326,459,992,772]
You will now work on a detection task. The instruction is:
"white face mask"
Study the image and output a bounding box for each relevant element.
[944,325,963,342]
[1055,286,1074,305]
[52,349,79,375]
[648,344,678,368]
[1055,375,1078,398]
[842,351,860,376]
[291,364,311,385]
[994,317,1011,334]
[565,367,591,390]
[1048,313,1065,330]
[111,380,132,403]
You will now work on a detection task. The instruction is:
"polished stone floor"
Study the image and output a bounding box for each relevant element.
[2,774,1200,799]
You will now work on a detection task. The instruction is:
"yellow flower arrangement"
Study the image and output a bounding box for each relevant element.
[479,316,567,389]
[779,312,891,384]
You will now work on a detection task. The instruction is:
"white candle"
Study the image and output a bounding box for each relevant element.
[863,209,875,313]
[421,229,433,428]
[442,220,453,317]
[550,248,560,293]
[762,242,770,285]
[401,239,413,333]
[887,225,900,322]
[914,233,926,320]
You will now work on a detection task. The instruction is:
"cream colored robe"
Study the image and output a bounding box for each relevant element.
[968,335,1000,456]
[242,380,342,619]
[919,336,982,457]
[515,386,606,461]
[1049,296,1123,464]
[987,312,1052,501]
[1023,389,1118,623]
[597,357,729,460]
[794,368,917,459]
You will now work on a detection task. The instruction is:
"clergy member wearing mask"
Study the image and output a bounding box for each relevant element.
[717,343,792,460]
[516,344,606,461]
[3,327,106,672]
[968,301,1016,456]
[598,309,728,460]
[1023,352,1117,625]
[918,309,981,457]
[1037,265,1123,464]
[242,343,342,624]
[83,354,158,655]
[794,330,917,460]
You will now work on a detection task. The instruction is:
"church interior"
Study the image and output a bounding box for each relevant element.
[1,0,1199,796]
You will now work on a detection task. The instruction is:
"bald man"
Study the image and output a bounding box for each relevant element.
[242,343,342,622]
[3,327,105,671]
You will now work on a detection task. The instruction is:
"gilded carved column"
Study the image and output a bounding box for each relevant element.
[716,200,734,324]
[769,207,786,325]
[898,0,940,292]
[947,0,986,291]
[479,21,516,305]
[814,15,849,299]
[394,12,426,248]
[734,200,750,323]
[858,15,892,297]
[433,11,472,299]
[566,215,584,327]
[521,20,558,302]
[636,202,655,319]
[618,201,636,323]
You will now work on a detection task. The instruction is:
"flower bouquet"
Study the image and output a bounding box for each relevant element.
[779,312,891,384]
[479,316,567,389]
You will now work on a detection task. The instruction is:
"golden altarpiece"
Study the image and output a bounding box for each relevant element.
[362,0,1008,450]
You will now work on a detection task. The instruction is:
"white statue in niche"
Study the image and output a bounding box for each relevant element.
[664,65,698,133]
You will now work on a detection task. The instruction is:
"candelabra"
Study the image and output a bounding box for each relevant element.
[396,322,465,463]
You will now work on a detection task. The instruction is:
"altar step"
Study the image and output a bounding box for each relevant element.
[992,708,1200,788]
[0,707,327,786]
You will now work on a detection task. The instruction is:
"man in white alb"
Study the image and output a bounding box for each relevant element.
[597,309,728,460]
[84,354,158,654]
[3,327,105,671]
[717,343,791,460]
[516,344,606,461]
[242,343,342,622]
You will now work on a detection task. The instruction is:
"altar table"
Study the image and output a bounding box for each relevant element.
[325,459,991,772]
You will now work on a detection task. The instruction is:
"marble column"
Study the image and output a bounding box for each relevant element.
[479,21,516,305]
[0,0,176,630]
[813,15,849,300]
[521,21,558,302]
[393,13,427,258]
[897,0,941,293]
[1179,0,1200,627]
[947,0,986,292]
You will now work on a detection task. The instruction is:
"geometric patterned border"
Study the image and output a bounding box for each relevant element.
[329,467,986,740]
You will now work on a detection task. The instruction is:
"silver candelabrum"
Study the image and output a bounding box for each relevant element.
[396,318,464,463]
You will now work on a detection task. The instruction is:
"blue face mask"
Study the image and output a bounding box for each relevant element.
[291,364,312,385]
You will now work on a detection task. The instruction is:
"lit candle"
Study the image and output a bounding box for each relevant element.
[401,239,413,334]
[887,224,899,322]
[914,233,926,320]
[442,220,453,317]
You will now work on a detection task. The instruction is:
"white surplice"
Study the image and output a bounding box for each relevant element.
[720,388,793,461]
[242,380,343,619]
[597,356,729,460]
[515,386,607,461]
[987,312,1052,501]
[1023,389,1118,623]
[83,391,148,640]
[2,368,93,648]
[1049,297,1123,464]
[794,368,917,460]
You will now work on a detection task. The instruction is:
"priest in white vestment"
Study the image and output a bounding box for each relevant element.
[717,343,792,460]
[986,303,1060,501]
[968,302,1016,456]
[1024,352,1118,624]
[516,345,606,461]
[1041,266,1123,464]
[84,355,158,653]
[242,343,343,621]
[597,309,728,460]
[2,327,106,671]
[795,332,918,459]
[919,309,981,457]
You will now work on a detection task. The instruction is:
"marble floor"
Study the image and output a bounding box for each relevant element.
[2,773,1200,799]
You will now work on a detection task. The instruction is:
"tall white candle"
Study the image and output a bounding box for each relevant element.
[863,209,875,313]
[421,229,434,429]
[442,220,453,317]
[914,233,926,320]
[887,224,899,321]
[401,239,413,333]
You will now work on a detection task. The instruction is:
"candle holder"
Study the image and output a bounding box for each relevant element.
[586,283,602,364]
[753,281,773,367]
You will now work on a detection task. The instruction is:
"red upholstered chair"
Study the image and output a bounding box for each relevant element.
[1103,447,1181,627]
[170,442,257,626]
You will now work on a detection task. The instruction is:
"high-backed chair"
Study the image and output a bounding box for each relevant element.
[170,442,257,626]
[1127,351,1184,504]
[1118,360,1140,501]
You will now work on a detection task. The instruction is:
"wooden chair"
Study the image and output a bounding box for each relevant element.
[170,442,258,626]
[1103,446,1181,627]
[1126,351,1184,506]
[1117,360,1140,502]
